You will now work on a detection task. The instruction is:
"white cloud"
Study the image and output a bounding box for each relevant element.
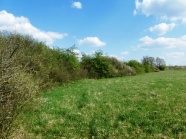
[73,49,80,54]
[72,2,82,9]
[121,51,129,56]
[78,37,106,47]
[109,54,117,58]
[73,49,82,59]
[0,10,67,45]
[134,0,186,23]
[149,23,176,35]
[165,52,185,58]
[135,35,186,49]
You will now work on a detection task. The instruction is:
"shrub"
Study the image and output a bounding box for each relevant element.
[49,47,81,82]
[0,40,38,138]
[108,57,135,77]
[125,60,145,74]
[122,64,136,75]
[81,51,135,78]
[0,33,82,88]
[81,51,112,78]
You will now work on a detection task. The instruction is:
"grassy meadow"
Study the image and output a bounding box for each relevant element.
[14,70,186,138]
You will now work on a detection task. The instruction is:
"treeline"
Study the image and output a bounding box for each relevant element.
[0,33,166,138]
[125,56,166,74]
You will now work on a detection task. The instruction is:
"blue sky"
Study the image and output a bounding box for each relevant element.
[0,0,186,65]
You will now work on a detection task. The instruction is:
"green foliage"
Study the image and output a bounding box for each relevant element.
[141,56,156,73]
[81,51,135,78]
[167,66,186,70]
[141,56,166,72]
[125,60,145,74]
[47,47,81,85]
[154,57,166,71]
[126,57,166,74]
[0,33,82,88]
[81,51,113,78]
[158,65,166,71]
[0,33,39,138]
[107,57,136,77]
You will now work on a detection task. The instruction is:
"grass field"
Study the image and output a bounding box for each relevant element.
[14,70,186,138]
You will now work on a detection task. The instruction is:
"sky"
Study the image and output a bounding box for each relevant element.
[0,0,186,65]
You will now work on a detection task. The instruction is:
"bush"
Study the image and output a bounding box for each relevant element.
[0,33,82,88]
[49,47,81,83]
[108,57,135,77]
[125,60,145,74]
[81,51,135,78]
[81,51,112,78]
[0,39,38,138]
[0,70,38,138]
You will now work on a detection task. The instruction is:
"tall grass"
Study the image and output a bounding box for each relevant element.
[15,70,186,138]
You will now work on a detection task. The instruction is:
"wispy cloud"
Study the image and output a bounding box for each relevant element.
[0,10,67,45]
[135,35,186,49]
[149,23,176,36]
[134,0,186,23]
[78,37,106,47]
[72,2,82,9]
[165,52,185,58]
[121,51,129,56]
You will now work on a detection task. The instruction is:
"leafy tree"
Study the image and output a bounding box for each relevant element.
[141,56,156,72]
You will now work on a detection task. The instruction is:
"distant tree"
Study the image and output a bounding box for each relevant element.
[142,56,155,66]
[141,56,155,72]
[155,57,166,70]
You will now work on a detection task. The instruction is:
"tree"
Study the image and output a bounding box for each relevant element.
[155,57,166,70]
[141,56,155,72]
[142,56,155,66]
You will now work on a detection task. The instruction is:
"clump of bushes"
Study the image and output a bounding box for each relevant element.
[108,57,135,77]
[81,51,112,78]
[125,60,145,74]
[48,47,81,84]
[81,51,135,78]
[125,56,166,74]
[0,33,38,138]
[167,66,186,70]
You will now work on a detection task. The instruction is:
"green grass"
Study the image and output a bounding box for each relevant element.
[16,70,186,138]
